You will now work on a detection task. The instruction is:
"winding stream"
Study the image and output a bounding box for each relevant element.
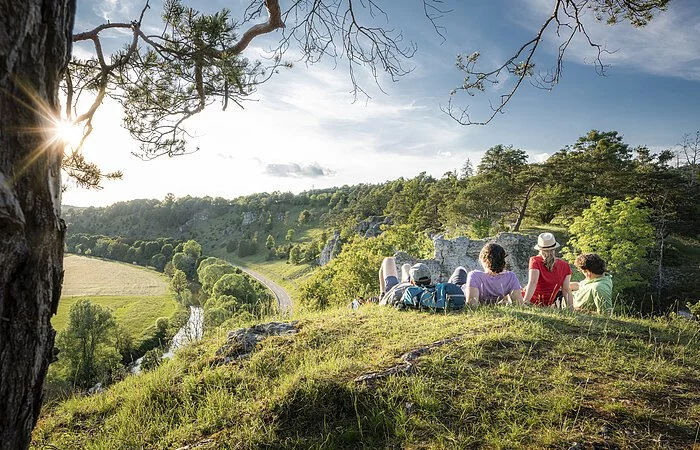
[130,305,204,374]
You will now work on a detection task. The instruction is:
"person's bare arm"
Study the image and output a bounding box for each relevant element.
[467,287,480,307]
[522,268,539,304]
[561,274,573,310]
[508,288,525,306]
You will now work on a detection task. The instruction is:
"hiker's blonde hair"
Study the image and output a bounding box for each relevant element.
[539,248,557,272]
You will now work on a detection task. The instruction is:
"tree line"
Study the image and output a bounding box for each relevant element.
[66,233,181,272]
[65,129,699,311]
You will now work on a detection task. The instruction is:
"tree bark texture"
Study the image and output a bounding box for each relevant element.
[0,1,74,448]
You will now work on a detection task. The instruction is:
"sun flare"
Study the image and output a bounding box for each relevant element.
[53,119,84,150]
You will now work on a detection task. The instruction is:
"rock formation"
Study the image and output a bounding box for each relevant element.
[215,321,298,364]
[394,232,537,286]
[356,216,392,238]
[318,230,342,266]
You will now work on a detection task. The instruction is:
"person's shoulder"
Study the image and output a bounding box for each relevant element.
[466,269,483,282]
[504,271,519,280]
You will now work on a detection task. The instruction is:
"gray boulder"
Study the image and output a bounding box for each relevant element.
[395,232,537,286]
[215,321,298,364]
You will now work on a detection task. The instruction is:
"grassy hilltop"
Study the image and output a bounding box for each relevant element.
[34,305,700,449]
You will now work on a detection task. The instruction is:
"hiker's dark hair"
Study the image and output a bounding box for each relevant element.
[575,253,606,275]
[479,243,507,273]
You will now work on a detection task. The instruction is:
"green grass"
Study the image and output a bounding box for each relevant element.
[62,254,168,297]
[59,255,181,345]
[33,306,700,449]
[54,295,180,344]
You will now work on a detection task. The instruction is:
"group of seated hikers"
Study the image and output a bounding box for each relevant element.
[357,232,613,314]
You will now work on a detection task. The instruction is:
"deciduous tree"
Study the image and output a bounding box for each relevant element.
[564,196,654,297]
[170,269,189,302]
[55,300,118,389]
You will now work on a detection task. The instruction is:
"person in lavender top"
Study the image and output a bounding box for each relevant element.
[464,243,524,307]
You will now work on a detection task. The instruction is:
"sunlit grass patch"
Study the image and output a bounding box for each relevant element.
[54,295,180,344]
[33,306,700,449]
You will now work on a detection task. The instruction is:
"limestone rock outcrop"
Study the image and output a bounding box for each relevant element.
[215,321,298,364]
[356,216,392,238]
[394,232,537,286]
[318,230,342,266]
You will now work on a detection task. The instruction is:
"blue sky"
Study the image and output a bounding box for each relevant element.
[64,0,700,206]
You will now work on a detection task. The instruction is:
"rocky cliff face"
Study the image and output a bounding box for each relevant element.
[318,230,342,266]
[356,216,392,238]
[394,233,537,286]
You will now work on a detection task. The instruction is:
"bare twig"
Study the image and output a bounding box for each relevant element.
[444,0,668,126]
[355,335,464,384]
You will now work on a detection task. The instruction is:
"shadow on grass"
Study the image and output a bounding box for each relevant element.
[268,379,406,449]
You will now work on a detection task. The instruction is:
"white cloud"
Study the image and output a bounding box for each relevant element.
[92,0,145,23]
[532,152,551,163]
[517,1,700,80]
[262,162,335,178]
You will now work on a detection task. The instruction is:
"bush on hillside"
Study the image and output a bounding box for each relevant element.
[563,196,654,307]
[299,224,433,310]
[140,348,164,372]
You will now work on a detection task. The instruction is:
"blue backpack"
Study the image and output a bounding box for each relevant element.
[401,283,466,311]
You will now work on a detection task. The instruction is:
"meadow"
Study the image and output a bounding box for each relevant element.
[33,305,700,449]
[56,255,180,343]
[62,254,168,296]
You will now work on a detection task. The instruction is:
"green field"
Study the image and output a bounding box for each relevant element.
[54,295,179,342]
[34,305,700,449]
[62,254,168,297]
[56,255,180,343]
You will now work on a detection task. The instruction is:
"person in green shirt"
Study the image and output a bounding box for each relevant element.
[570,253,613,314]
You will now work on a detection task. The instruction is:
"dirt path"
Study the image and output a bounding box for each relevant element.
[238,267,293,314]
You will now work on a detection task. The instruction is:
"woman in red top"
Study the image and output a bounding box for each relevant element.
[523,233,573,308]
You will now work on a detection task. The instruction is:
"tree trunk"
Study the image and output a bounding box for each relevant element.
[512,182,537,232]
[0,1,74,448]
